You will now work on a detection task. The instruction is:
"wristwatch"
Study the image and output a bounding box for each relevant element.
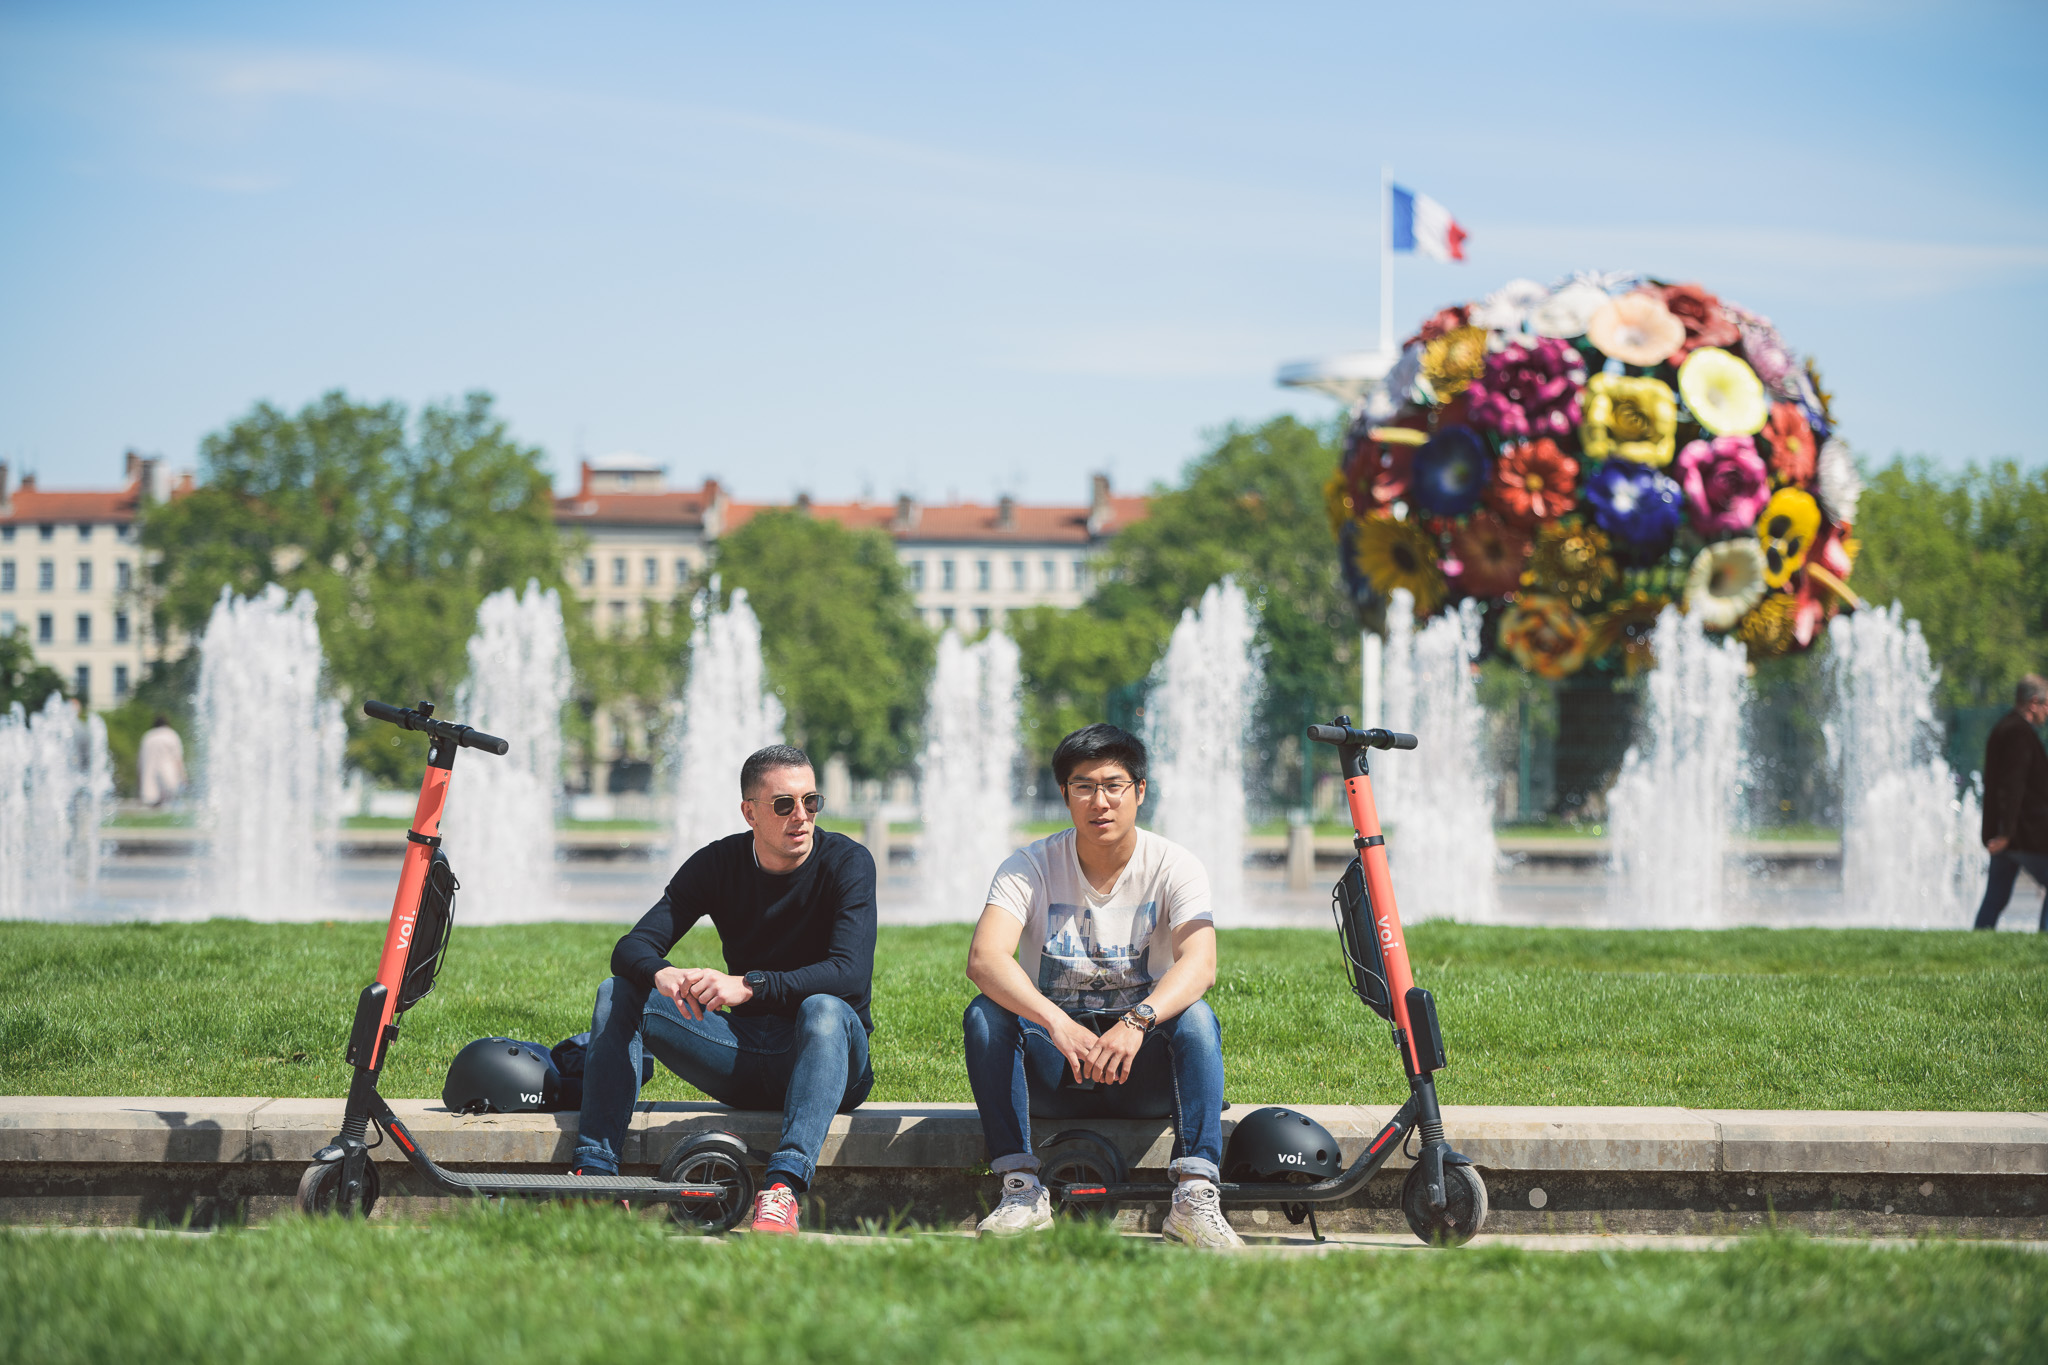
[1119,1003,1157,1034]
[743,971,769,997]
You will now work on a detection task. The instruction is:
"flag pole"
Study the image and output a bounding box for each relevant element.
[1378,164,1393,357]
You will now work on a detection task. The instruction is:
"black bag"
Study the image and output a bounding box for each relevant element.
[396,852,458,1015]
[1333,856,1394,1021]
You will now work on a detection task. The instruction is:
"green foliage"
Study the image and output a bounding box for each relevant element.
[1853,457,2048,709]
[1009,602,1162,764]
[3,921,2040,1111]
[709,509,934,779]
[7,1209,2046,1363]
[0,626,68,713]
[141,391,567,783]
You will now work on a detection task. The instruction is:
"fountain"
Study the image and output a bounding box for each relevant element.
[0,694,110,919]
[1608,606,1751,927]
[1378,591,1498,922]
[440,582,570,921]
[1826,604,1984,926]
[193,584,346,918]
[1145,579,1259,916]
[672,587,786,856]
[916,628,1021,917]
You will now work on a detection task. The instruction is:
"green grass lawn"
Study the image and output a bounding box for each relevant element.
[3,1208,2041,1364]
[2,923,2042,1109]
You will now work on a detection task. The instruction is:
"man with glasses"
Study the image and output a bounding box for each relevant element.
[571,744,877,1234]
[962,723,1239,1247]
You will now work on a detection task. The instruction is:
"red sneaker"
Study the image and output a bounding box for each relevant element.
[748,1183,801,1235]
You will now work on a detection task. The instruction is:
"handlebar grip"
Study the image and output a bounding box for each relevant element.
[1305,724,1351,745]
[1304,722,1419,752]
[1389,731,1418,750]
[363,699,408,726]
[462,729,510,756]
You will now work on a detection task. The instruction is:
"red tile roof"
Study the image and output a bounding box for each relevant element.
[0,475,143,525]
[554,488,714,528]
[724,492,1149,545]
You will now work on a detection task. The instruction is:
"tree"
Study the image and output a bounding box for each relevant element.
[141,391,568,783]
[708,509,934,779]
[1009,602,1161,762]
[1,627,69,713]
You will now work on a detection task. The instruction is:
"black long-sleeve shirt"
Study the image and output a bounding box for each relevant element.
[1982,710,2048,855]
[611,830,877,1032]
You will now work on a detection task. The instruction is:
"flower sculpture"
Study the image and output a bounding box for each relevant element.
[1467,339,1586,441]
[1676,435,1771,539]
[1329,271,1859,673]
[1580,373,1678,466]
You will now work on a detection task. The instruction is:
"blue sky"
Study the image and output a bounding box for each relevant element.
[3,1,2044,503]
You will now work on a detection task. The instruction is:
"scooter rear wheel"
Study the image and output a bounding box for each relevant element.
[659,1133,755,1233]
[1401,1159,1486,1246]
[296,1158,381,1218]
[1039,1131,1126,1222]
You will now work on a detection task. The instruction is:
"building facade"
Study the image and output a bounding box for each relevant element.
[0,454,176,708]
[553,454,722,639]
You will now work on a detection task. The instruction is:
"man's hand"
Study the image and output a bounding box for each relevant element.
[1084,1017,1143,1085]
[652,965,704,1021]
[1989,836,2011,854]
[1044,1012,1103,1086]
[684,969,755,1012]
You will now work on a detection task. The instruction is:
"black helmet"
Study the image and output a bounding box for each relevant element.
[1223,1106,1344,1182]
[443,1037,561,1114]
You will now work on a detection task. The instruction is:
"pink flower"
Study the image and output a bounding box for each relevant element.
[1466,338,1588,441]
[1675,435,1771,539]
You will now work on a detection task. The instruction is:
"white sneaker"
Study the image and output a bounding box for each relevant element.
[1161,1180,1243,1249]
[976,1172,1054,1237]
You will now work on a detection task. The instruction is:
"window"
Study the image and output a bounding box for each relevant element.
[581,557,596,586]
[77,560,92,591]
[974,607,990,630]
[77,523,93,541]
[644,557,658,587]
[38,524,54,542]
[612,557,627,586]
[609,600,628,635]
[1011,559,1027,590]
[675,558,690,585]
[117,524,132,541]
[0,610,14,635]
[38,559,54,590]
[73,665,89,704]
[0,525,12,541]
[75,613,91,644]
[941,559,956,591]
[37,613,53,643]
[908,560,925,591]
[114,665,130,699]
[116,561,132,591]
[939,607,955,627]
[976,560,991,591]
[1,560,13,591]
[114,611,130,644]
[1043,559,1058,589]
[1074,559,1091,590]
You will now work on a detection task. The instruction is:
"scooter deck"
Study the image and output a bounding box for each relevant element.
[436,1170,727,1200]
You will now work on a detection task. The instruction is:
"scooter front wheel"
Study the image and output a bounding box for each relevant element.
[296,1158,382,1218]
[1401,1160,1486,1246]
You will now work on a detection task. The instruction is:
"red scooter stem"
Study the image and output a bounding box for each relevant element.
[365,764,450,1068]
[1340,766,1422,1074]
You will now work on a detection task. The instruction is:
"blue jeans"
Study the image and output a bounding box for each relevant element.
[572,976,873,1190]
[961,994,1224,1182]
[1974,850,2048,931]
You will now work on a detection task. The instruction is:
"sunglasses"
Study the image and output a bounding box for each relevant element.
[750,792,824,817]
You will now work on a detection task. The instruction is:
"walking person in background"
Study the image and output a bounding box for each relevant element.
[137,715,185,807]
[1974,675,2048,932]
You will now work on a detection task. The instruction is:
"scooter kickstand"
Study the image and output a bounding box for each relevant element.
[1307,1207,1324,1243]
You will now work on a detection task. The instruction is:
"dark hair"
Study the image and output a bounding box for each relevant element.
[152,714,171,729]
[1052,723,1147,787]
[741,744,813,797]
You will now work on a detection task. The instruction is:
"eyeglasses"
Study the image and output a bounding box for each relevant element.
[749,793,824,817]
[1064,779,1134,803]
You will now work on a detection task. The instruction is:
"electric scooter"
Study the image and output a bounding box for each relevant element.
[296,699,756,1230]
[1043,717,1490,1246]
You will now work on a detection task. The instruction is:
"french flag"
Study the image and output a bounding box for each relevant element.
[1392,185,1467,262]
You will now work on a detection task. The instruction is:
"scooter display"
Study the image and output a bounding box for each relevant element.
[296,699,756,1230]
[1043,716,1489,1246]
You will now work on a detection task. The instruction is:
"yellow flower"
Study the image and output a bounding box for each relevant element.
[1498,595,1593,679]
[1755,487,1821,589]
[1677,346,1768,437]
[1353,514,1447,617]
[1421,326,1489,401]
[1736,592,1797,660]
[1579,372,1678,466]
[1521,520,1618,611]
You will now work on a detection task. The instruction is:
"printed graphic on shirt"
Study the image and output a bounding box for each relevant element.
[1036,899,1159,1013]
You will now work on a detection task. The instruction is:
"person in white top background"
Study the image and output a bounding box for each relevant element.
[962,722,1239,1248]
[137,715,186,808]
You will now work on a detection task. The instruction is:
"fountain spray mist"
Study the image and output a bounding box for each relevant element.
[672,587,786,856]
[917,629,1021,918]
[441,582,570,921]
[194,585,346,918]
[0,694,110,919]
[1146,579,1259,917]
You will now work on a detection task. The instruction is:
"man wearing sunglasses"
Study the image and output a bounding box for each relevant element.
[572,744,877,1235]
[962,723,1239,1248]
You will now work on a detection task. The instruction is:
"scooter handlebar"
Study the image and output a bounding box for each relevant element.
[1305,722,1418,751]
[362,699,510,756]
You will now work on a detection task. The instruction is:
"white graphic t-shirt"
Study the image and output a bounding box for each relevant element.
[985,828,1213,1016]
